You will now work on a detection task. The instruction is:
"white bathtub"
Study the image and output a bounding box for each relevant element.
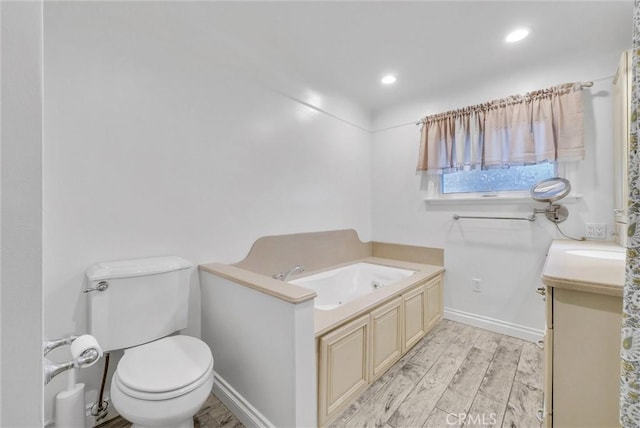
[289,262,416,310]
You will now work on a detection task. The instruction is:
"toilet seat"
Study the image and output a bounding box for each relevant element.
[114,335,213,401]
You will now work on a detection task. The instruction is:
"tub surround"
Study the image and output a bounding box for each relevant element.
[198,229,444,428]
[232,229,371,276]
[371,241,444,266]
[231,229,444,277]
[200,256,443,337]
[199,263,317,304]
[199,229,445,336]
[541,239,624,427]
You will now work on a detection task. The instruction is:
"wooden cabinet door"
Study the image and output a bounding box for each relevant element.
[543,328,553,428]
[318,314,370,426]
[552,288,622,428]
[425,275,443,332]
[370,296,403,380]
[403,284,426,352]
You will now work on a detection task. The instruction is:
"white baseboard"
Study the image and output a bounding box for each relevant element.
[212,372,275,428]
[444,307,544,343]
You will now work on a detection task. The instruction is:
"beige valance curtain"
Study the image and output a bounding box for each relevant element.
[416,83,585,173]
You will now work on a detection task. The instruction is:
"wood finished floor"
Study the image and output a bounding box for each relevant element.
[96,392,243,428]
[98,320,542,428]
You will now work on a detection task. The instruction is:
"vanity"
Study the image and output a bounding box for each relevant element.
[541,240,624,428]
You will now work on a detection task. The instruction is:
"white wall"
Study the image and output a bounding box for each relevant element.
[371,51,625,339]
[1,1,44,426]
[200,272,316,428]
[42,2,371,424]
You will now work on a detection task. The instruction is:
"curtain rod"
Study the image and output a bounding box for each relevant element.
[370,76,612,134]
[413,81,594,126]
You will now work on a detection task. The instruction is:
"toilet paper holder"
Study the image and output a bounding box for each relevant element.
[43,335,102,385]
[44,335,78,356]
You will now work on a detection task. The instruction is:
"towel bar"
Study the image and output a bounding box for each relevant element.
[453,212,537,222]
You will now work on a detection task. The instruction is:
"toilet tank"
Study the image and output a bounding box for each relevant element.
[85,256,193,352]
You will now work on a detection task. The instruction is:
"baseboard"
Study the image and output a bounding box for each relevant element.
[212,372,275,428]
[444,307,544,343]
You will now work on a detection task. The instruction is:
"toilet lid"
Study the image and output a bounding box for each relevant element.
[117,336,213,393]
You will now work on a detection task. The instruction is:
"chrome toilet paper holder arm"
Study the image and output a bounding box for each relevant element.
[44,349,100,385]
[43,335,78,357]
[43,335,102,385]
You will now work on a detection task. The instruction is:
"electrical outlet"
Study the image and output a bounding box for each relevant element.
[585,223,607,239]
[472,278,482,293]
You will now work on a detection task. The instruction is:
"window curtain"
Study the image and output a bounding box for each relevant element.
[621,3,640,427]
[416,83,584,173]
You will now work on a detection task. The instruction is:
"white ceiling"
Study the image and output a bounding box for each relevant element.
[80,1,633,115]
[181,1,633,114]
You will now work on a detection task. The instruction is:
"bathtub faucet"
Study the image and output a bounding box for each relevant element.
[273,264,305,281]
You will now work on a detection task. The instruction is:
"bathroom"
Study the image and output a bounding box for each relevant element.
[1,0,636,427]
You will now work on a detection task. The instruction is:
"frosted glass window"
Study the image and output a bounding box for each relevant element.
[441,162,556,194]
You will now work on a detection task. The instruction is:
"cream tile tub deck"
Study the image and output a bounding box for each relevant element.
[200,256,443,337]
[198,229,444,427]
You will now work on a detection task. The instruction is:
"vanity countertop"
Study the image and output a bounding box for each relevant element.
[542,239,625,297]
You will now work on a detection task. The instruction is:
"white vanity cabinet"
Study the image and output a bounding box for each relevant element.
[541,240,624,427]
[543,286,622,428]
[613,49,632,245]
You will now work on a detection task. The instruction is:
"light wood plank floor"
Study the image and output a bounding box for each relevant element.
[98,320,542,428]
[97,393,243,428]
[331,319,543,428]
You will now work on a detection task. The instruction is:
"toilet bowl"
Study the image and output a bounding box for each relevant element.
[110,335,214,428]
[86,256,216,427]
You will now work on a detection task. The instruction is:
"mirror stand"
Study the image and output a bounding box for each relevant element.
[534,203,569,223]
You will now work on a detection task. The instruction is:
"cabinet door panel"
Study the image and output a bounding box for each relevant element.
[552,288,622,428]
[318,314,369,425]
[425,276,443,332]
[403,284,426,352]
[370,296,403,380]
[543,328,552,428]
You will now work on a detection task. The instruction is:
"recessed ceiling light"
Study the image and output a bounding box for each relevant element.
[505,27,530,43]
[381,74,397,85]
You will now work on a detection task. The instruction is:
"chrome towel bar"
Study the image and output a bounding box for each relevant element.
[453,212,537,222]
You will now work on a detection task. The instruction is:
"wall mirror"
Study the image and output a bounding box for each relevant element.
[530,177,571,223]
[530,177,571,203]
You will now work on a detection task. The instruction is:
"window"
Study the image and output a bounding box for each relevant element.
[417,82,584,202]
[441,162,556,194]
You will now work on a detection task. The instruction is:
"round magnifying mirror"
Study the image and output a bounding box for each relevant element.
[530,177,571,203]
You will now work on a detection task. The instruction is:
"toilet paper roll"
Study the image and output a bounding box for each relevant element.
[70,335,103,368]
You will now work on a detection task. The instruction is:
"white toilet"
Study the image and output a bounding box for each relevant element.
[86,256,214,428]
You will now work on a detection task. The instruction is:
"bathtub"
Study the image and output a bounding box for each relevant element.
[289,262,416,310]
